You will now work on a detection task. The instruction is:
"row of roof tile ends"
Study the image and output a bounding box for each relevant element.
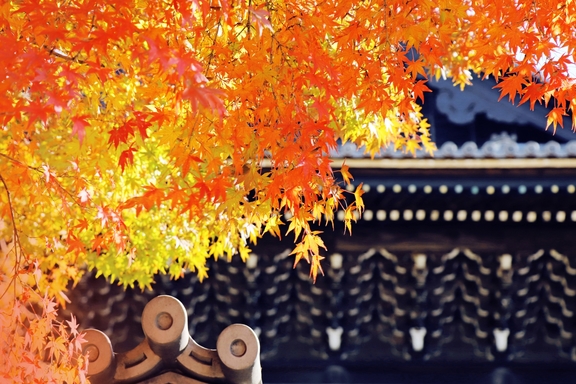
[69,248,576,368]
[332,140,576,159]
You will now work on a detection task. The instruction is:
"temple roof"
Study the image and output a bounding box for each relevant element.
[69,245,576,382]
[68,159,576,383]
[67,79,576,383]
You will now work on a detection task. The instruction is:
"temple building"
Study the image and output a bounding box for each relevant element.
[68,78,576,383]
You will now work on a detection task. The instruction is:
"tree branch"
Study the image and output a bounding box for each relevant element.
[0,153,85,209]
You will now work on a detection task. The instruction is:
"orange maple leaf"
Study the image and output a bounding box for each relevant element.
[518,82,544,110]
[546,107,566,133]
[340,163,353,185]
[494,75,527,104]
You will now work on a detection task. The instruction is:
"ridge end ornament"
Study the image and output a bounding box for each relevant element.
[83,295,262,384]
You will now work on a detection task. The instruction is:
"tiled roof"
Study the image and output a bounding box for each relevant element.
[331,134,576,159]
[68,248,576,366]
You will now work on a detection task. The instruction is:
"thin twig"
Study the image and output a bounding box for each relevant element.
[0,174,24,302]
[204,17,222,77]
[0,153,86,209]
[45,43,88,65]
[0,153,41,173]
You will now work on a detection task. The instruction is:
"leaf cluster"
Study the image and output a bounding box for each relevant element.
[2,0,576,380]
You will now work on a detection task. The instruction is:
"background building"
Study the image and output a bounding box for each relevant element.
[67,79,576,383]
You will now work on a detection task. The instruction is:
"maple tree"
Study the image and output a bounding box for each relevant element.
[1,0,576,382]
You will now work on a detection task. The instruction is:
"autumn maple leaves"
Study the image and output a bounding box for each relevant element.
[2,0,576,381]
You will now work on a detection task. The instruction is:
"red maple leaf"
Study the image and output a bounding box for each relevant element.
[132,112,152,139]
[518,82,544,110]
[71,115,89,144]
[119,146,136,172]
[249,7,274,36]
[182,86,227,116]
[108,120,135,148]
[413,80,432,103]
